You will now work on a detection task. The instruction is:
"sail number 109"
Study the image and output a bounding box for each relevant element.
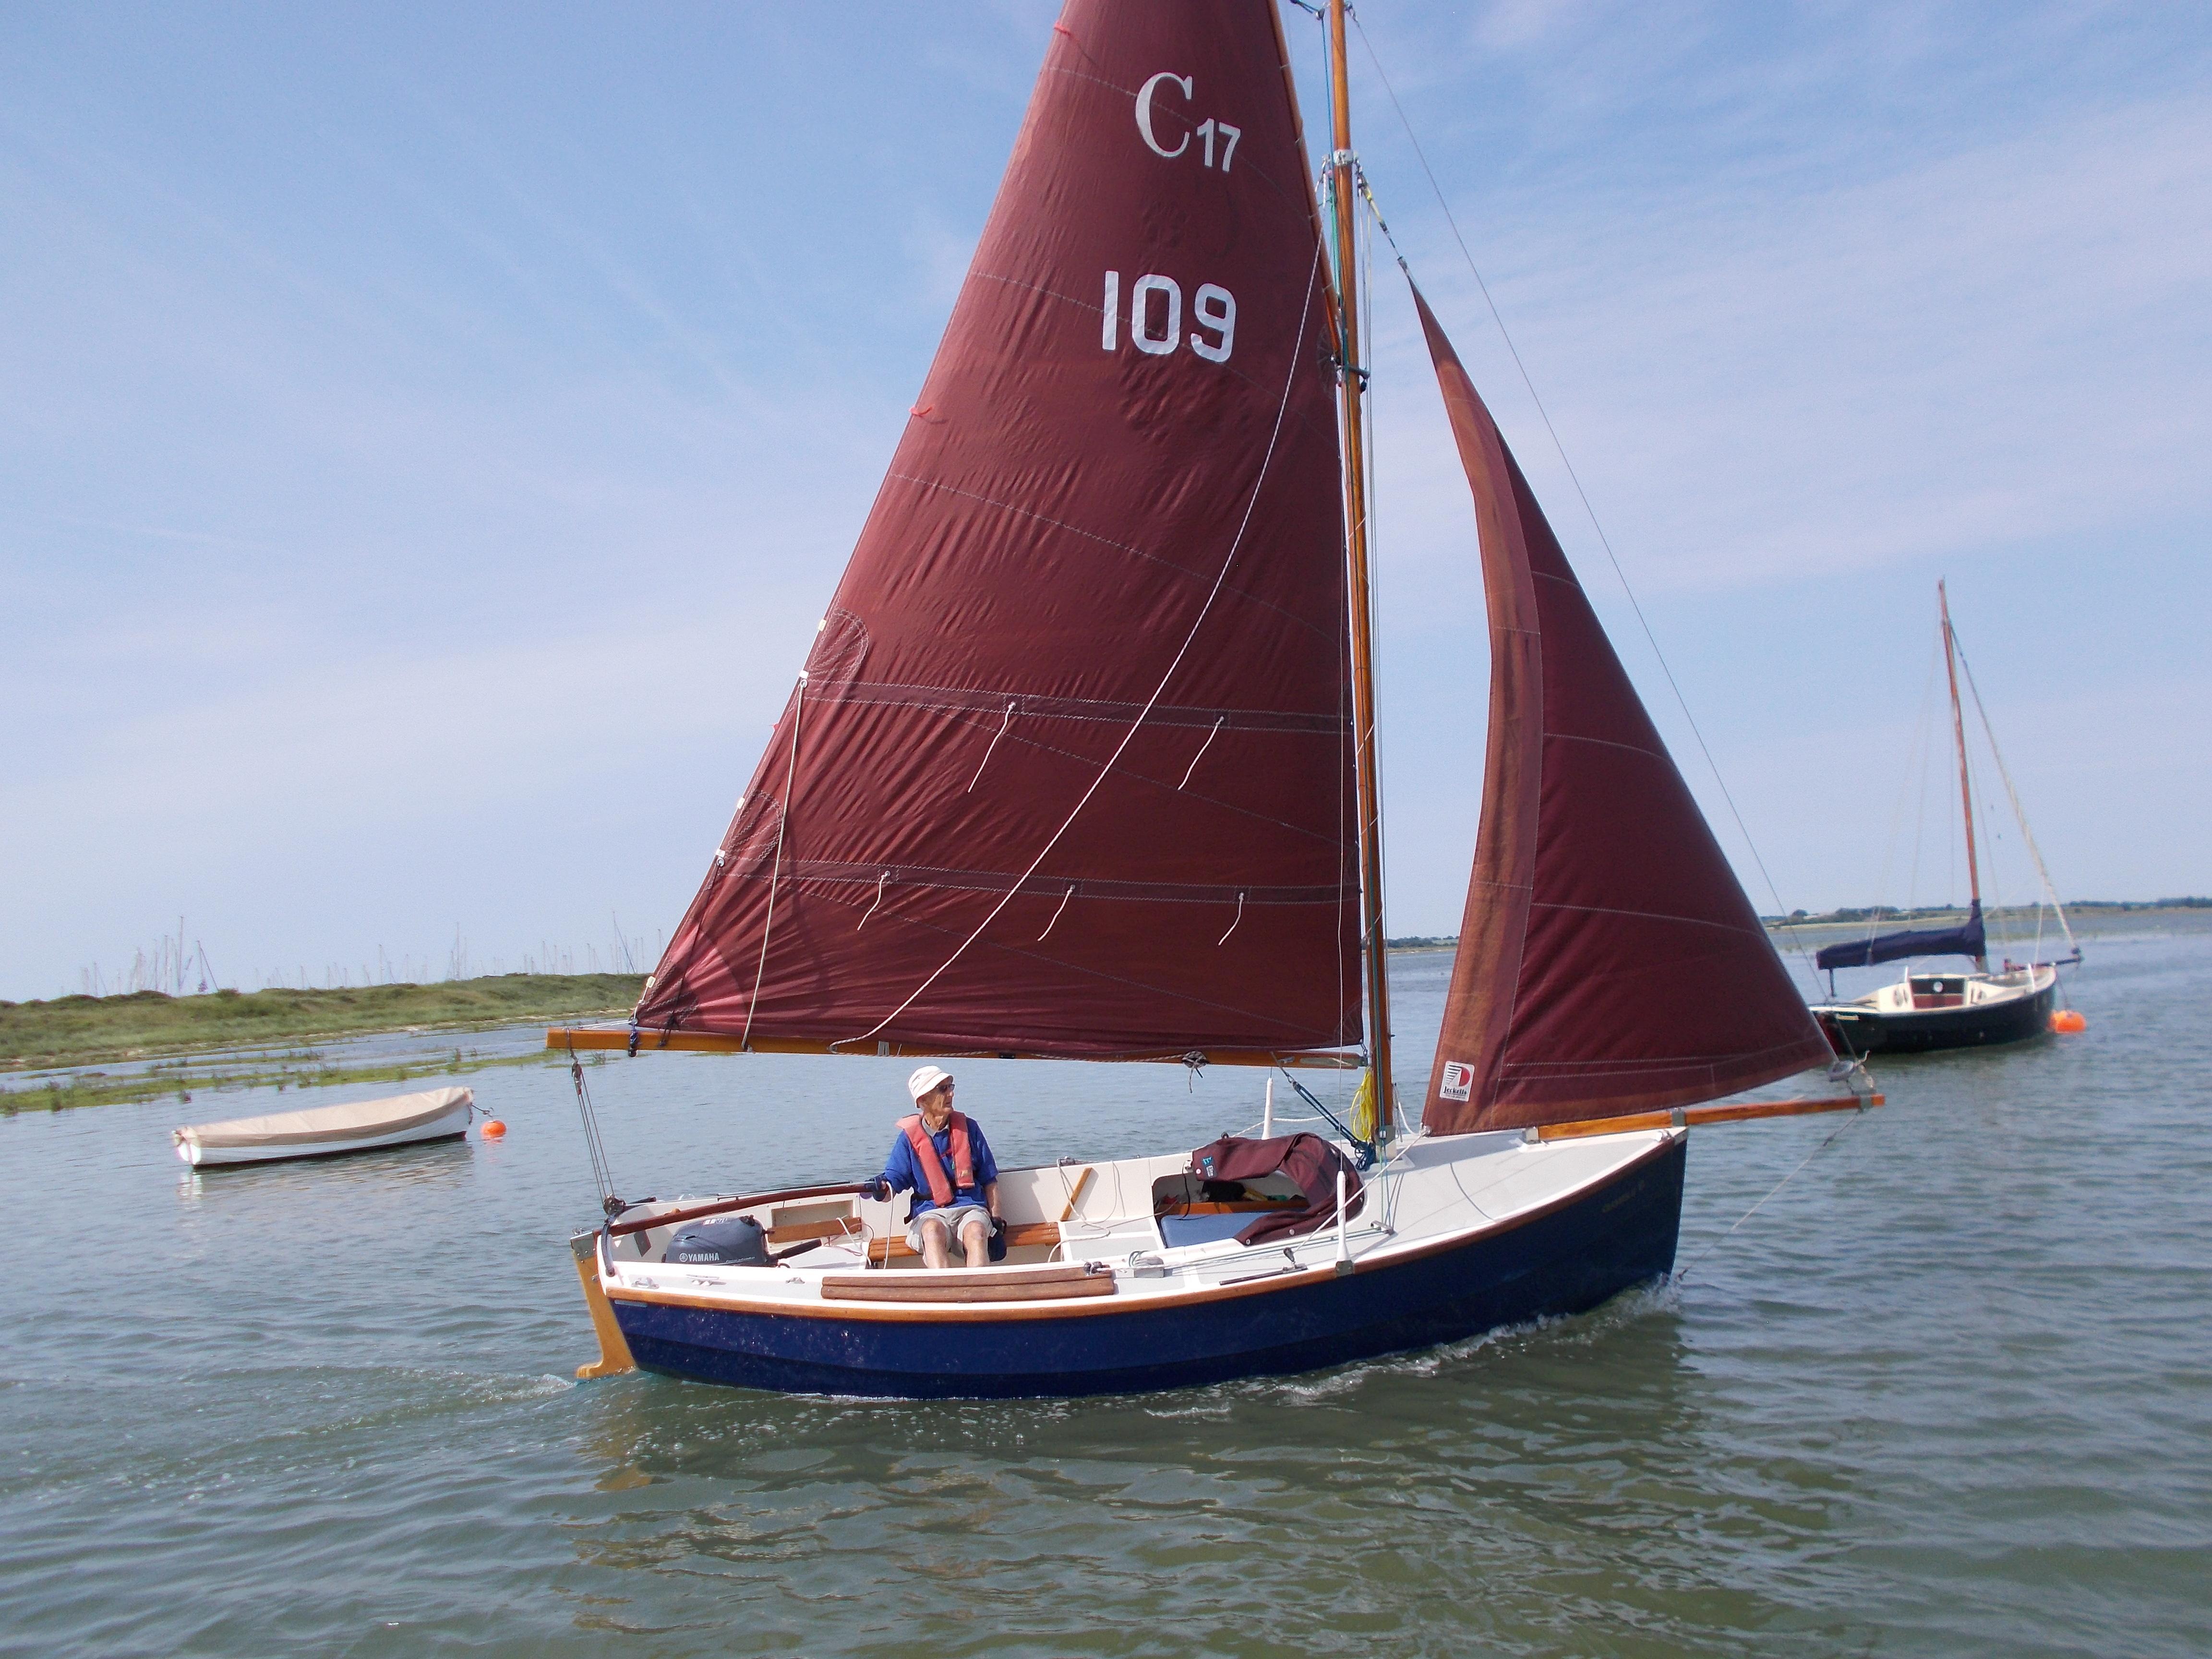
[1101,271,1235,363]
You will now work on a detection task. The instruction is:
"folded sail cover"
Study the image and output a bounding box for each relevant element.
[1814,902,1984,972]
[1412,289,1832,1134]
[637,0,1358,1057]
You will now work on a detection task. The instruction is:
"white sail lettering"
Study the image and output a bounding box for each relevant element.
[1130,275,1181,355]
[1135,71,1192,159]
[1215,121,1240,171]
[1190,283,1235,361]
[1101,270,1119,350]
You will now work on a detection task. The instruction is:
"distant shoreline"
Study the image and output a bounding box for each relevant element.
[1762,898,2210,931]
[1393,900,2209,953]
[1,973,645,1072]
[7,901,2203,1107]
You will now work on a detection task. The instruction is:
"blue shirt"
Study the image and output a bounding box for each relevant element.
[881,1116,998,1215]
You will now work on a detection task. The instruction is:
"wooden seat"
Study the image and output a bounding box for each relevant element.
[821,1262,1116,1303]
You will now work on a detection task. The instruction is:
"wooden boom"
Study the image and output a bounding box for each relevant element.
[1531,1093,1882,1142]
[545,1025,1361,1069]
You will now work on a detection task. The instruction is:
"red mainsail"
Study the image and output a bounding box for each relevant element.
[637,0,1358,1058]
[1412,288,1831,1133]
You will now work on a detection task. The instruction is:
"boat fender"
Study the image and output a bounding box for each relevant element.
[666,1215,771,1266]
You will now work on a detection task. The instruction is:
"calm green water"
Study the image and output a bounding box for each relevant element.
[4,918,2208,1656]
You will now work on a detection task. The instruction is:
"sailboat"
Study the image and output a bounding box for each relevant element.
[550,0,1872,1399]
[1809,582,2080,1055]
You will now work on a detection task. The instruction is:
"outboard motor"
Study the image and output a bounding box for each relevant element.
[665,1215,770,1266]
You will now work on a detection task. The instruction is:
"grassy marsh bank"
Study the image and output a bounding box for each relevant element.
[0,974,643,1070]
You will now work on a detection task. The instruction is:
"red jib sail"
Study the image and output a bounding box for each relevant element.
[1411,287,1831,1133]
[637,0,1358,1058]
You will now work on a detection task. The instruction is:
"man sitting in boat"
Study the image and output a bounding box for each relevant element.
[870,1066,1002,1268]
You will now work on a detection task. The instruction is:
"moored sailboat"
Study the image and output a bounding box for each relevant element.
[1810,582,2080,1055]
[551,0,1874,1399]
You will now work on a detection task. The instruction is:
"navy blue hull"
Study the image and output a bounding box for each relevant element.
[612,1135,1687,1398]
[1818,977,2054,1055]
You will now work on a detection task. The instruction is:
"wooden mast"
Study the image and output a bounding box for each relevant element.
[1938,579,1987,972]
[1325,0,1396,1136]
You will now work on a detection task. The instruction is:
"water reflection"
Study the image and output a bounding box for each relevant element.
[6,918,2208,1656]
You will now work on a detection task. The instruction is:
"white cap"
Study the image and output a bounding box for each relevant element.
[906,1064,953,1101]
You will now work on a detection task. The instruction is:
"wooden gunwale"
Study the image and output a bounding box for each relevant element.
[603,1131,1683,1324]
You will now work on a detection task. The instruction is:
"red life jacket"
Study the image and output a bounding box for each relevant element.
[898,1111,976,1208]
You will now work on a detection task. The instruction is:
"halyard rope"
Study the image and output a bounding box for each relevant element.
[566,1034,617,1214]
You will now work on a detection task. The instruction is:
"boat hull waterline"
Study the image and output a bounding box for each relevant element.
[603,1134,1686,1399]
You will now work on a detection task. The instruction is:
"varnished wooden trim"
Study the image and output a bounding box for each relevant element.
[864,1219,1059,1263]
[1534,1094,1882,1142]
[1057,1166,1095,1222]
[822,1267,1115,1304]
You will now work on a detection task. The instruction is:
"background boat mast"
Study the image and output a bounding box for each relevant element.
[1326,0,1396,1133]
[1938,579,1988,971]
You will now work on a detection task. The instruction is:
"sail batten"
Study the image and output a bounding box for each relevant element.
[637,0,1359,1059]
[1412,286,1832,1134]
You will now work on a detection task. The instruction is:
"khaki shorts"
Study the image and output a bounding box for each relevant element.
[906,1202,991,1255]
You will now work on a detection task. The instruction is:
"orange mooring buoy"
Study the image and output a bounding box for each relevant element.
[481,1118,508,1138]
[2050,1010,2087,1034]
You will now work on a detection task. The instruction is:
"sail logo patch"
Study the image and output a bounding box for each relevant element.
[1439,1061,1475,1102]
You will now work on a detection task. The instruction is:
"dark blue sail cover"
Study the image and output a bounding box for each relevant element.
[1815,903,1984,971]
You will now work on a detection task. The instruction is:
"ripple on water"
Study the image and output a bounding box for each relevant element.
[2,921,2209,1655]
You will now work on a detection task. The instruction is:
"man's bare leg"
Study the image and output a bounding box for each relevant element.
[921,1218,953,1269]
[960,1216,990,1268]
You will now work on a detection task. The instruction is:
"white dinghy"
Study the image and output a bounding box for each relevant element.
[174,1085,474,1168]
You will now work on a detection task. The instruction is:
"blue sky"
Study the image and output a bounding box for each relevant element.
[4,2,2206,1001]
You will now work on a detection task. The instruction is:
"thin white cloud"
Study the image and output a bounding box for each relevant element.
[1368,92,2212,596]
